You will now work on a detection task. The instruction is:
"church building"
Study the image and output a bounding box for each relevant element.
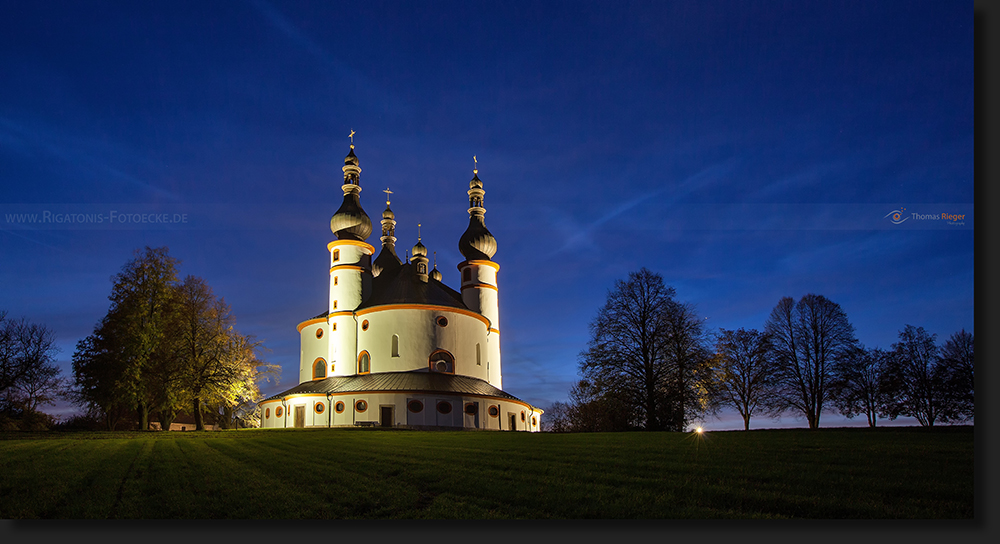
[258,140,542,431]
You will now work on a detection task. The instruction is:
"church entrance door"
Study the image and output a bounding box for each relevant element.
[294,405,305,428]
[509,413,517,431]
[380,406,393,427]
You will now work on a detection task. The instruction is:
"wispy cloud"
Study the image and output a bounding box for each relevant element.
[553,159,738,254]
[0,115,178,201]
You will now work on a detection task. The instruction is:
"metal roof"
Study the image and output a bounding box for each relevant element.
[263,370,524,404]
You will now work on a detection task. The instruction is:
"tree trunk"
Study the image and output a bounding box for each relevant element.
[159,407,177,431]
[743,415,750,431]
[138,400,150,431]
[193,397,204,431]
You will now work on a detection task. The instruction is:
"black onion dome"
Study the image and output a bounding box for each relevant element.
[345,146,359,166]
[458,215,497,260]
[330,193,372,240]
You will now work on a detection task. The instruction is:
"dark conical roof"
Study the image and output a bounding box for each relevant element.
[372,242,402,277]
[358,262,467,311]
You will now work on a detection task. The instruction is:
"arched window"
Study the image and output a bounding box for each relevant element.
[417,263,426,274]
[358,351,371,374]
[391,335,399,357]
[334,276,338,286]
[333,249,340,262]
[313,358,327,380]
[333,300,337,310]
[463,268,472,282]
[428,350,455,373]
[476,343,481,366]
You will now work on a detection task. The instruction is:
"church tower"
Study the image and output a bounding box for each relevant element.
[327,136,374,375]
[457,160,502,388]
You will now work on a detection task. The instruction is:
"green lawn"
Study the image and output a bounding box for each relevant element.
[0,426,973,519]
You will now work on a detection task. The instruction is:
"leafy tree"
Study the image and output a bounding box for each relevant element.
[71,316,137,430]
[938,329,974,422]
[831,346,891,427]
[106,246,180,430]
[566,379,639,432]
[712,328,776,431]
[764,294,858,429]
[578,268,711,431]
[884,325,965,427]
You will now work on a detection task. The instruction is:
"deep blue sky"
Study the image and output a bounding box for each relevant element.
[0,1,975,430]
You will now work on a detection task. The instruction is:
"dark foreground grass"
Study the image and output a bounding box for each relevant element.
[0,425,973,519]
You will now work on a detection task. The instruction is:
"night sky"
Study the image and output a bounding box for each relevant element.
[1,1,975,430]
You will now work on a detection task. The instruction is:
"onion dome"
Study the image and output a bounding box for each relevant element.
[411,240,427,258]
[344,146,359,166]
[458,164,496,260]
[330,142,371,240]
[330,193,372,240]
[430,266,443,282]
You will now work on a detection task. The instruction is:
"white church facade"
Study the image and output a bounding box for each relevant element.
[258,141,542,431]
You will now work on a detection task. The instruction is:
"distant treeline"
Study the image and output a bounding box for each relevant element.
[543,268,973,432]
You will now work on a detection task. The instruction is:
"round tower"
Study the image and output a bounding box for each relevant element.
[328,136,374,375]
[457,160,502,387]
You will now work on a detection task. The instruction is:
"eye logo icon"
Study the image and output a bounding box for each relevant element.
[885,208,908,225]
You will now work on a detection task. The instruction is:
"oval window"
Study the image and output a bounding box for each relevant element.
[361,320,369,331]
[356,400,368,412]
[437,401,453,414]
[265,408,270,418]
[315,402,325,414]
[464,403,478,415]
[315,328,324,339]
[488,405,499,417]
[335,401,345,413]
[521,411,526,422]
[408,400,424,413]
[276,407,283,418]
[531,417,537,427]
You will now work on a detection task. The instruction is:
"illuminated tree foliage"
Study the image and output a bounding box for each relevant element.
[578,268,712,432]
[764,294,858,429]
[712,328,776,431]
[71,247,274,431]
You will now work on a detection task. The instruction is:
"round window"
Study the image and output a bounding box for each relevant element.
[315,328,324,339]
[315,402,325,414]
[408,400,424,413]
[436,316,448,327]
[276,407,283,418]
[464,403,478,415]
[437,401,452,414]
[361,320,369,331]
[488,405,499,417]
[335,401,345,413]
[356,400,368,412]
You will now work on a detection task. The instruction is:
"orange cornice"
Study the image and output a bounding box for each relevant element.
[328,240,375,253]
[296,318,327,333]
[355,304,491,328]
[489,328,500,335]
[330,265,365,273]
[461,282,498,291]
[457,260,500,272]
[328,311,354,317]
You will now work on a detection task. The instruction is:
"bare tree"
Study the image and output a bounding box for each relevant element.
[831,346,891,427]
[1,311,62,416]
[884,325,964,427]
[938,329,974,422]
[712,328,776,431]
[764,294,858,429]
[578,268,711,431]
[540,401,571,432]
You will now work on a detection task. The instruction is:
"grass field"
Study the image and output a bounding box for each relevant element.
[0,425,973,519]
